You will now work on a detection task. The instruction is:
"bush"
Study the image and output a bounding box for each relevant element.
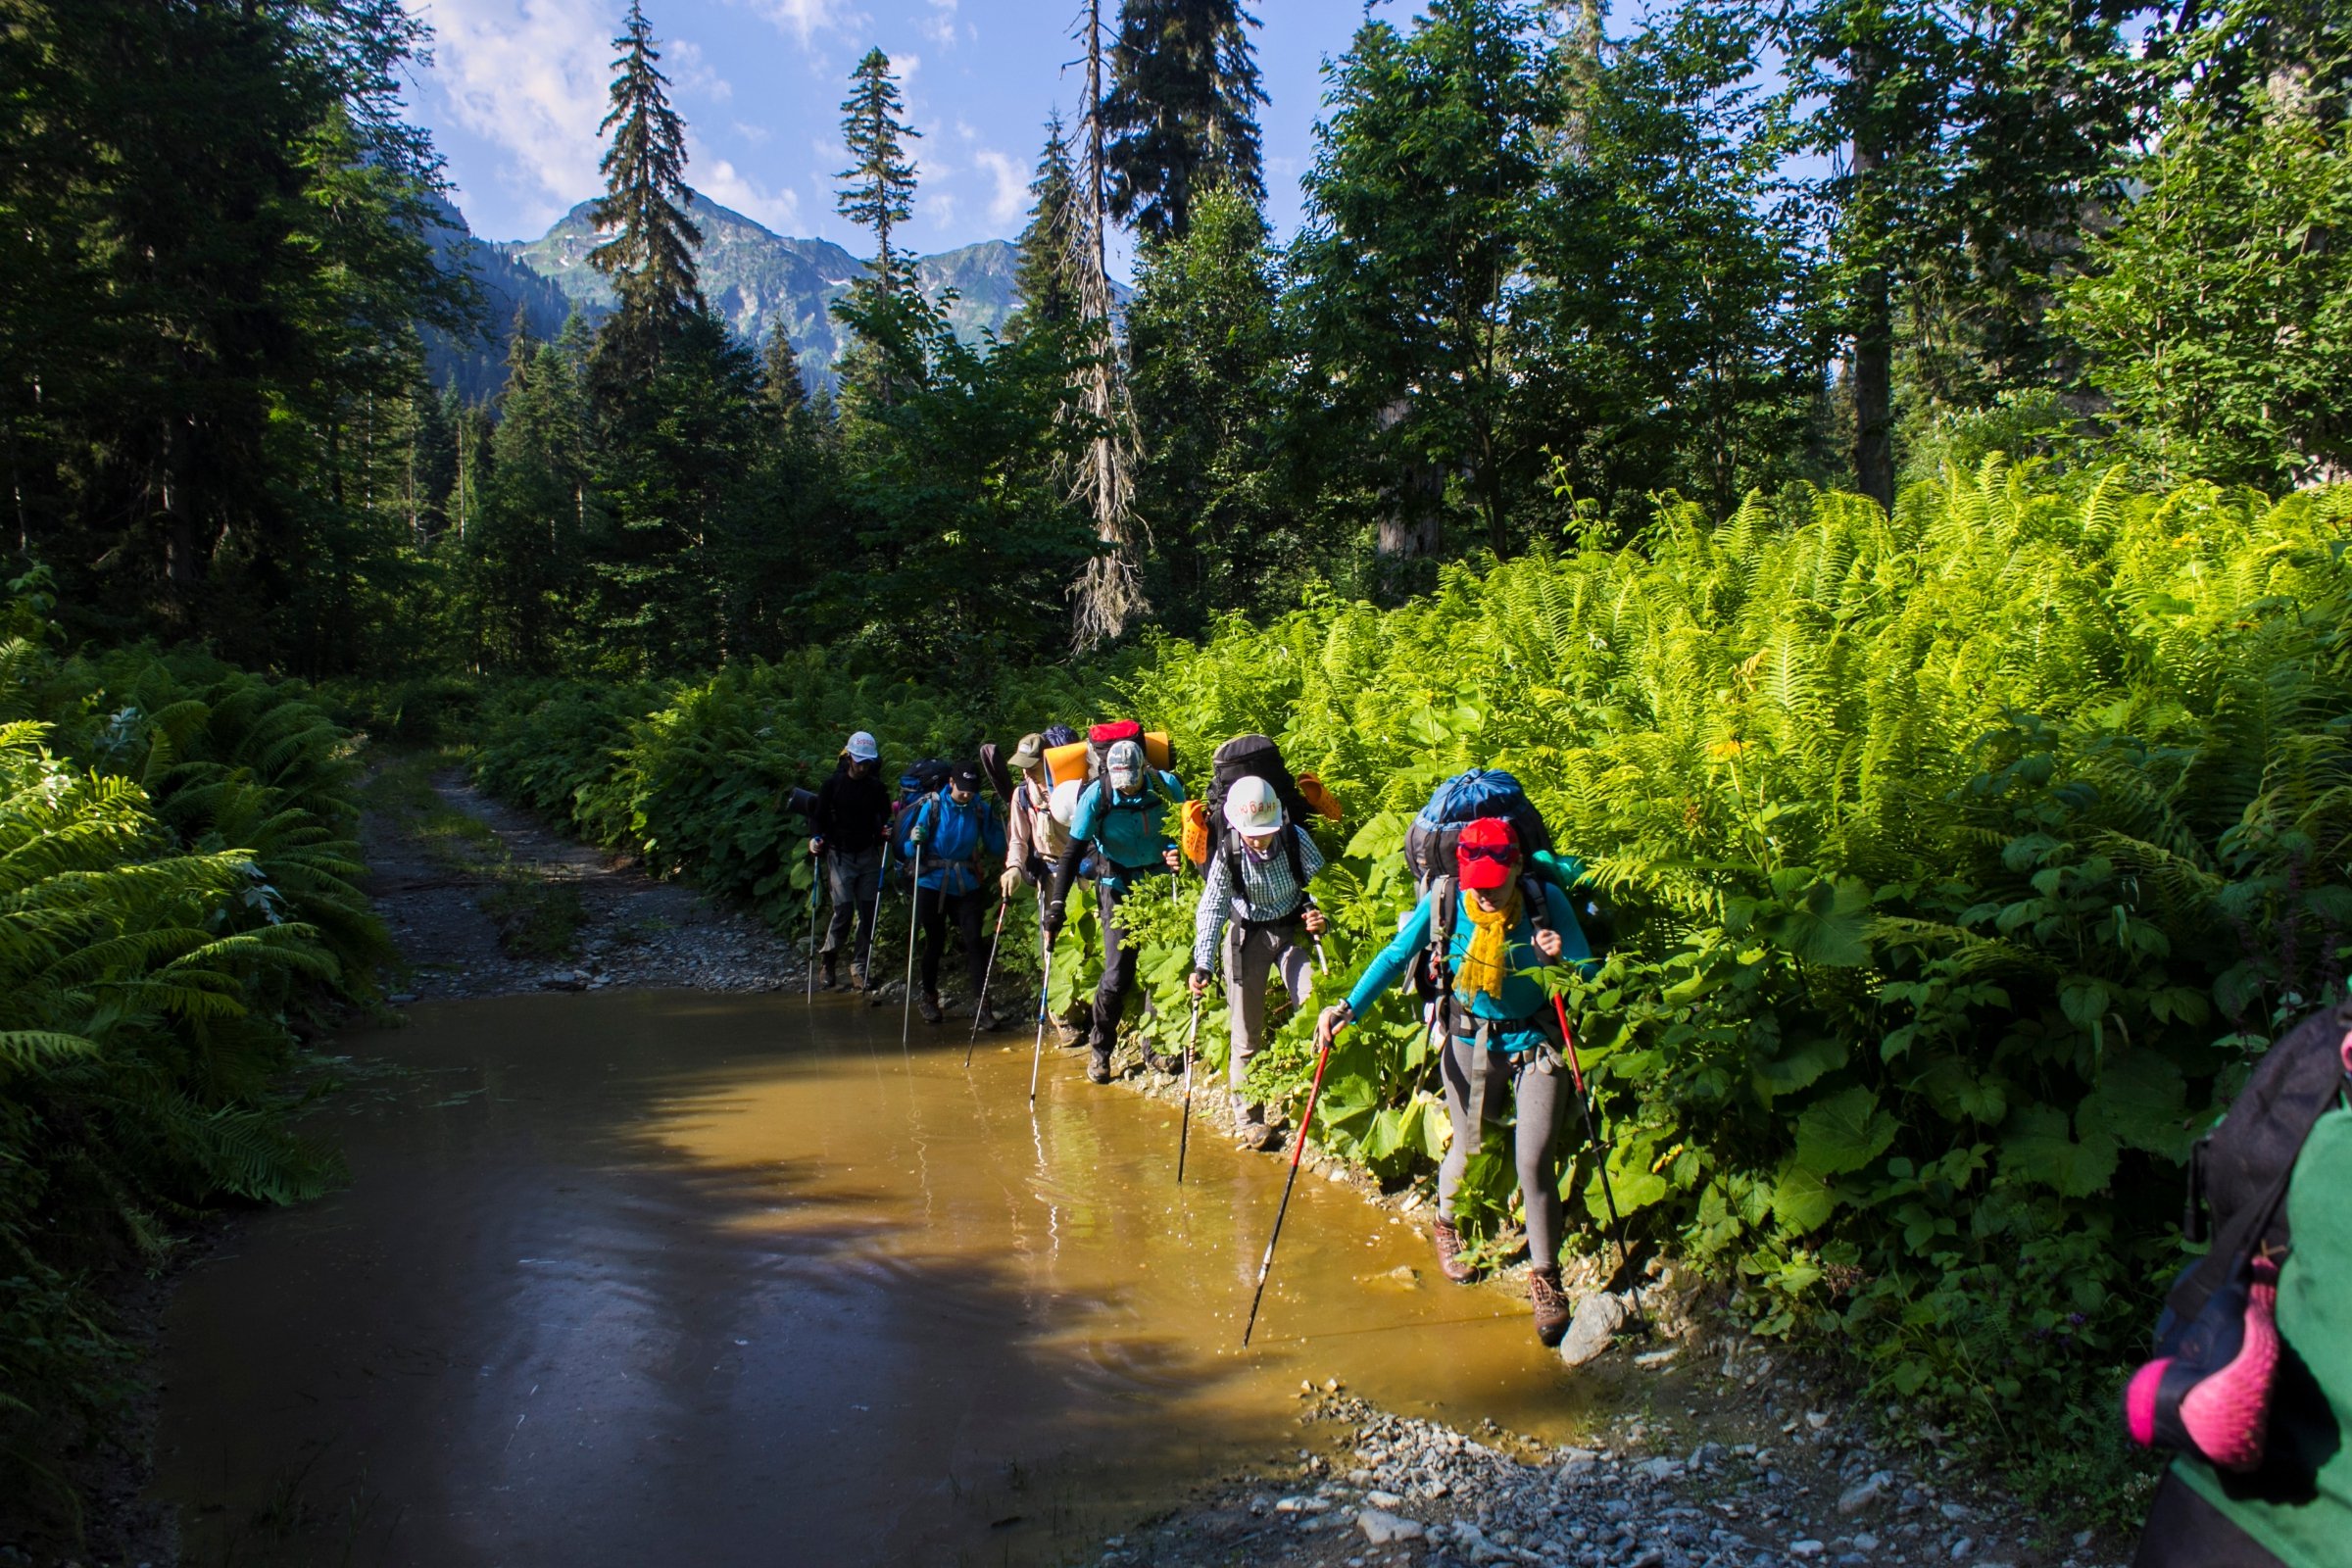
[0,573,382,1521]
[468,466,2352,1477]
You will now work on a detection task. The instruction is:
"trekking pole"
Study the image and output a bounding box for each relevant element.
[1177,992,1201,1183]
[863,839,892,1005]
[805,851,824,1004]
[965,894,1008,1068]
[901,842,924,1049]
[1553,992,1643,1328]
[1242,1033,1336,1348]
[1028,934,1054,1105]
[1303,893,1330,977]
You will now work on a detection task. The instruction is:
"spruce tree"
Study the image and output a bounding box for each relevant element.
[588,0,704,375]
[759,318,809,424]
[835,49,921,296]
[1101,0,1269,243]
[1010,115,1081,334]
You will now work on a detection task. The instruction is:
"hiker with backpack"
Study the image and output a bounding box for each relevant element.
[808,730,892,992]
[1043,736,1185,1085]
[899,761,1007,1028]
[1188,744,1331,1152]
[2126,1003,2352,1568]
[1001,728,1078,898]
[1315,814,1592,1347]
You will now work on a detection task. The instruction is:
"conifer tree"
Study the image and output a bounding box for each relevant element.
[1070,0,1147,648]
[1102,0,1269,242]
[588,0,704,375]
[835,49,921,296]
[759,318,809,424]
[1010,115,1081,334]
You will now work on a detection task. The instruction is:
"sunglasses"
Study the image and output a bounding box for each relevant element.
[1458,843,1518,864]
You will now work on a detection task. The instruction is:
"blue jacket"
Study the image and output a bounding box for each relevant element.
[1065,770,1183,874]
[1345,880,1592,1052]
[898,791,1006,897]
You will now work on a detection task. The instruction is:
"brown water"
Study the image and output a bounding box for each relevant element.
[156,992,1625,1566]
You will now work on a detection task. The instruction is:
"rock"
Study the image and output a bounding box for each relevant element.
[2073,1530,2096,1549]
[1852,1534,1880,1551]
[1791,1542,1827,1558]
[1838,1477,1886,1515]
[1366,1488,1405,1508]
[1559,1292,1629,1367]
[1633,1457,1684,1483]
[1689,1441,1728,1470]
[1939,1502,1973,1523]
[1949,1536,1974,1559]
[1628,1549,1666,1568]
[1357,1508,1425,1545]
[1558,1453,1599,1485]
[1633,1347,1681,1369]
[1805,1410,1831,1430]
[387,992,418,1004]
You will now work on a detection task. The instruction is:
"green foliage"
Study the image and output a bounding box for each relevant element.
[0,587,379,1517]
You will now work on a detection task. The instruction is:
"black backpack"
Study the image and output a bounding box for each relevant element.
[897,758,953,809]
[2124,1001,2352,1469]
[1207,733,1312,829]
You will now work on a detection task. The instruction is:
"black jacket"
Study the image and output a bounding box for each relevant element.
[812,761,892,854]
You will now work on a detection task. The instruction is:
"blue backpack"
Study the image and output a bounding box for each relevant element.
[1403,768,1554,884]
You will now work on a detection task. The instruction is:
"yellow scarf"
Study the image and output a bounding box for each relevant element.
[1457,885,1521,1003]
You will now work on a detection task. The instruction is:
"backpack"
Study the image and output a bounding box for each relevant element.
[1043,720,1174,789]
[2124,1002,2352,1472]
[1403,768,1555,885]
[1206,734,1313,836]
[897,758,953,811]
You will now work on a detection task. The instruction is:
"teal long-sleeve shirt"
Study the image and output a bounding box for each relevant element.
[1047,769,1185,905]
[1344,881,1590,1038]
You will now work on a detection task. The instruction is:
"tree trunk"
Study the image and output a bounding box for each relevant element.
[1850,41,1895,511]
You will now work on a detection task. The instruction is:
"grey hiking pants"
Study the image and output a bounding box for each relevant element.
[1436,1019,1568,1269]
[821,846,883,971]
[1223,918,1314,1097]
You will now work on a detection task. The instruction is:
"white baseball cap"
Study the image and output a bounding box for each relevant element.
[1223,775,1286,835]
[845,731,879,762]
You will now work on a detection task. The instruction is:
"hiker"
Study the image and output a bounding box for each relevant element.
[1189,776,1328,1152]
[2128,1014,2351,1568]
[1042,738,1185,1085]
[1315,816,1592,1347]
[808,730,892,991]
[1001,729,1073,897]
[900,761,1006,1027]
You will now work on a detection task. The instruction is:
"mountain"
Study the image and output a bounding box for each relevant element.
[422,198,582,402]
[488,195,1045,387]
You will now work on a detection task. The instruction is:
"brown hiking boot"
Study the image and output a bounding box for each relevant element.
[1529,1265,1571,1348]
[1086,1049,1113,1084]
[1432,1217,1475,1284]
[1234,1100,1282,1152]
[917,991,943,1025]
[1052,1017,1083,1049]
[1144,1049,1182,1075]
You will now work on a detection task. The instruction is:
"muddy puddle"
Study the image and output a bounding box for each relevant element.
[157,992,1633,1566]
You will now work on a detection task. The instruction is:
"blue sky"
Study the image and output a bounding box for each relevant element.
[404,0,1384,268]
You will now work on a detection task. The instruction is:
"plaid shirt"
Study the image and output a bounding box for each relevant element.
[1192,825,1325,973]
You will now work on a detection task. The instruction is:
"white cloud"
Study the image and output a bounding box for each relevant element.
[919,0,957,48]
[970,147,1024,230]
[732,120,773,146]
[411,0,612,232]
[693,143,802,231]
[666,38,733,103]
[732,0,861,45]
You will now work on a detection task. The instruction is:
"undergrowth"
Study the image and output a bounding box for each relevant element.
[462,464,2352,1514]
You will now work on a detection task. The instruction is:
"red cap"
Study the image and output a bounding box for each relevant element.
[1455,816,1519,890]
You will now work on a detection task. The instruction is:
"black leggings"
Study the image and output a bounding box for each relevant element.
[2132,1471,2286,1568]
[914,884,989,999]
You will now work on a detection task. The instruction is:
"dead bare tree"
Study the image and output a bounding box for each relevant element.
[1066,0,1146,651]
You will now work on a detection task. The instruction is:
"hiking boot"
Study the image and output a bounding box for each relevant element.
[819,953,838,991]
[1432,1217,1475,1284]
[1144,1049,1183,1075]
[1529,1265,1571,1348]
[917,991,943,1026]
[1234,1100,1282,1152]
[850,964,870,993]
[974,1001,997,1032]
[1052,1017,1084,1049]
[1086,1049,1113,1085]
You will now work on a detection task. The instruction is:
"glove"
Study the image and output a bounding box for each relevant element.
[1000,864,1025,900]
[909,825,930,848]
[1042,902,1065,938]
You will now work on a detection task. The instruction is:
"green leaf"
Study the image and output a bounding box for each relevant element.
[1999,1102,2120,1198]
[1767,877,1874,967]
[1769,1161,1839,1232]
[2079,1048,2192,1161]
[1793,1086,1898,1176]
[1751,1035,1848,1104]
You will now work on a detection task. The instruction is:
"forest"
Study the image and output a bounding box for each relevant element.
[4,0,2350,1538]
